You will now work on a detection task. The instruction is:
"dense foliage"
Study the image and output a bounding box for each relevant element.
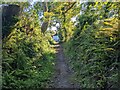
[2,3,55,89]
[1,1,120,89]
[64,2,119,88]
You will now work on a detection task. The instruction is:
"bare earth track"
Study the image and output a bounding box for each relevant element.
[51,44,80,88]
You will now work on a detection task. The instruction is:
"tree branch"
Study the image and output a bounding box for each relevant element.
[64,2,76,13]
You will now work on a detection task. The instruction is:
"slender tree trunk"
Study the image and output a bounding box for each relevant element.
[63,13,67,42]
[41,2,49,33]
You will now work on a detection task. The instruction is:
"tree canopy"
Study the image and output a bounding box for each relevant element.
[1,1,120,89]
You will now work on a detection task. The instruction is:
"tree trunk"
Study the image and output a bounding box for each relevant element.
[41,2,49,33]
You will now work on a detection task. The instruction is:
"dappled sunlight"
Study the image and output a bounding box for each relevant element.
[1,1,119,89]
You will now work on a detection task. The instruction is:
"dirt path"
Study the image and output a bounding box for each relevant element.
[51,44,80,88]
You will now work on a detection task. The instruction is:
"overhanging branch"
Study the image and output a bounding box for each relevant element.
[64,2,76,13]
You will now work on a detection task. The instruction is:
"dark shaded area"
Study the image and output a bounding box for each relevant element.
[2,4,20,39]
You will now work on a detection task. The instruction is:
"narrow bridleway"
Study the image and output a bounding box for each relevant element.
[51,44,80,88]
